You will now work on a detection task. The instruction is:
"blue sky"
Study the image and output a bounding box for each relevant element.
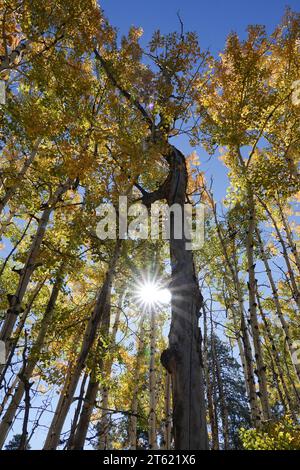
[101,0,299,54]
[100,0,299,202]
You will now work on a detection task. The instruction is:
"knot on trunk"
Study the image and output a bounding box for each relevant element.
[160,347,178,374]
[7,295,24,314]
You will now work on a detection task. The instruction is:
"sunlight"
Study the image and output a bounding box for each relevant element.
[135,281,171,309]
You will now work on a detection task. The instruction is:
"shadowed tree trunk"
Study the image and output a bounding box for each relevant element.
[141,146,208,450]
[0,139,42,215]
[256,226,300,382]
[162,370,172,450]
[203,306,219,450]
[206,187,261,426]
[0,269,63,448]
[129,318,145,450]
[0,180,72,346]
[149,307,157,450]
[65,373,89,450]
[43,241,121,450]
[246,192,271,422]
[71,287,125,450]
[96,50,208,449]
[71,377,99,450]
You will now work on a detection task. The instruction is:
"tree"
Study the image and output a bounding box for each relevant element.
[4,434,31,450]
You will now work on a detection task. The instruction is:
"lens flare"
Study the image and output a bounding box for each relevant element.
[135,280,171,310]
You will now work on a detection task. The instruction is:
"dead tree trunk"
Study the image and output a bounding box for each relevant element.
[96,51,207,449]
[150,146,208,450]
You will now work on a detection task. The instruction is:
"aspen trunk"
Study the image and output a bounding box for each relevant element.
[258,197,300,309]
[98,385,110,450]
[149,308,157,450]
[0,376,19,418]
[71,378,99,450]
[203,306,219,450]
[211,334,229,449]
[246,194,271,421]
[209,191,260,426]
[232,236,262,426]
[162,371,172,450]
[256,228,300,382]
[129,318,145,450]
[0,216,33,278]
[71,289,124,450]
[230,303,251,400]
[0,180,71,345]
[0,279,45,383]
[257,291,298,418]
[71,306,112,450]
[43,241,120,450]
[96,293,124,450]
[0,270,63,448]
[66,373,89,449]
[276,200,300,275]
[0,140,41,215]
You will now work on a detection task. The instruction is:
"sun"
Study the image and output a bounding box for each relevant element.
[135,280,171,310]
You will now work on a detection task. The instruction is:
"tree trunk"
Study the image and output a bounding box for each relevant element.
[276,200,300,275]
[257,291,298,418]
[96,292,124,450]
[71,377,99,450]
[0,270,63,448]
[158,146,208,450]
[0,180,71,346]
[0,279,45,383]
[97,54,207,449]
[257,197,300,309]
[98,385,110,449]
[245,193,271,422]
[203,306,219,450]
[256,227,300,382]
[71,286,125,450]
[0,140,41,215]
[128,318,145,450]
[162,371,172,450]
[208,191,261,426]
[149,308,157,449]
[43,241,120,450]
[212,334,229,449]
[65,373,88,449]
